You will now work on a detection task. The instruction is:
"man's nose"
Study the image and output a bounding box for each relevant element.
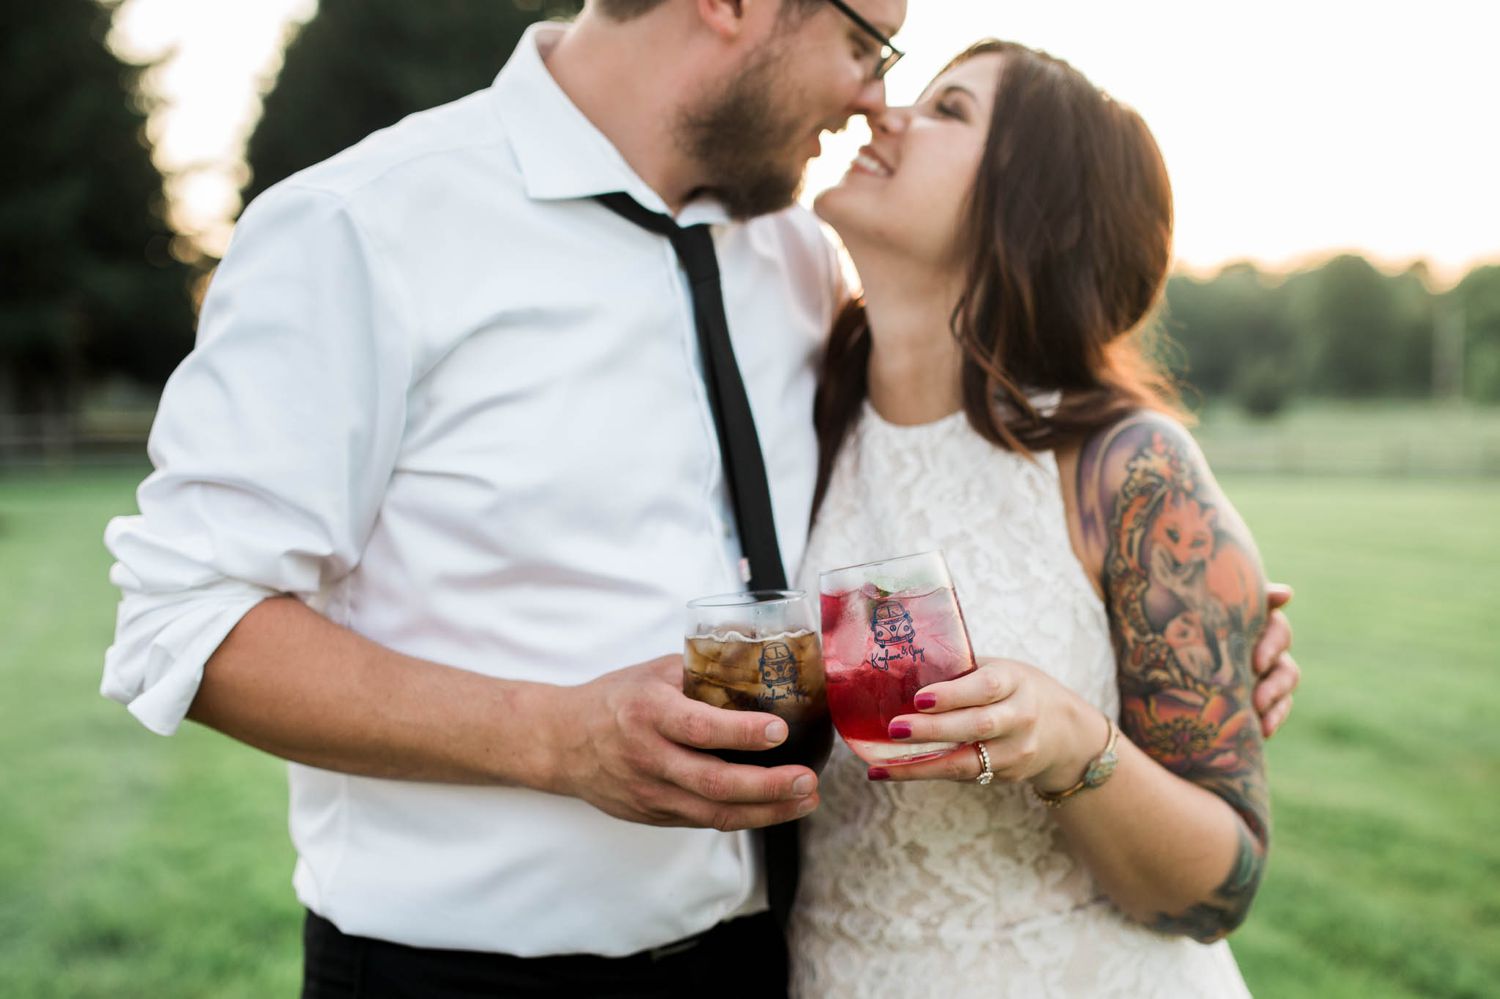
[850,76,889,119]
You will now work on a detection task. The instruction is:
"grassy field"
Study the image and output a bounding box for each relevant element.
[0,469,301,998]
[1221,475,1500,997]
[1191,400,1500,477]
[2,454,1497,996]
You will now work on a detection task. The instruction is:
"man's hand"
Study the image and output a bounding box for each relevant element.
[539,656,820,831]
[1251,583,1300,738]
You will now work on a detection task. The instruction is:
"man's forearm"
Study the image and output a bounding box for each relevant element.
[188,596,557,787]
[189,595,822,830]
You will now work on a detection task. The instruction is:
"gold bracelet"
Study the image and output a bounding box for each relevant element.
[1033,714,1120,808]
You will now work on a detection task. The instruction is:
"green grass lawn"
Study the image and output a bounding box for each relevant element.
[0,469,301,998]
[1220,475,1500,998]
[1191,400,1500,477]
[1,463,1497,997]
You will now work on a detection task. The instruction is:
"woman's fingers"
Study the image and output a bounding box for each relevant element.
[886,701,1015,746]
[1253,651,1301,717]
[1253,609,1294,674]
[894,659,1037,745]
[868,732,1040,784]
[874,658,1065,783]
[1260,696,1293,739]
[867,743,984,783]
[912,659,1022,712]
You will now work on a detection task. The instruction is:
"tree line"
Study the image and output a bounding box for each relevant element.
[3,0,1496,429]
[1,0,192,420]
[1162,258,1500,415]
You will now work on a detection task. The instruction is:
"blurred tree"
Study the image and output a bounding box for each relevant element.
[1233,356,1290,419]
[1162,275,1234,397]
[1285,254,1431,398]
[0,0,193,417]
[1163,263,1296,414]
[1388,264,1438,396]
[1158,256,1470,413]
[243,0,582,208]
[1452,265,1500,402]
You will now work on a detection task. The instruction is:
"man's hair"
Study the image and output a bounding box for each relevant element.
[593,0,821,23]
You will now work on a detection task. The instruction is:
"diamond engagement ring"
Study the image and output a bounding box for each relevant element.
[974,742,995,785]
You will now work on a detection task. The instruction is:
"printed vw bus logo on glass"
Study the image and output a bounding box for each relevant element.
[871,599,916,650]
[757,640,805,704]
[682,590,832,770]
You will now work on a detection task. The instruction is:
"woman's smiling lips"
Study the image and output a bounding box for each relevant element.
[849,145,894,177]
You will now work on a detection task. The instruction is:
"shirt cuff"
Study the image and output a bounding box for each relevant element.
[102,588,275,736]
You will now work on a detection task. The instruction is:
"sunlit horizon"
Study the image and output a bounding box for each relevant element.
[110,0,1500,287]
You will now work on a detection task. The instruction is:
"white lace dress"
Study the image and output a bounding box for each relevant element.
[789,402,1252,999]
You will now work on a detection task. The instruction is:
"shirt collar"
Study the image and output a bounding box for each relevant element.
[490,22,730,227]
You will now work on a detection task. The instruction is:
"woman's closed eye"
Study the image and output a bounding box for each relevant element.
[935,99,967,121]
[923,86,978,123]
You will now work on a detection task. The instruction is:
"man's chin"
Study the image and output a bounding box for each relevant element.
[714,169,806,221]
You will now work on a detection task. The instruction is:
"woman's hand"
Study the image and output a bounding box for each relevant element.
[1252,583,1300,738]
[866,657,1108,789]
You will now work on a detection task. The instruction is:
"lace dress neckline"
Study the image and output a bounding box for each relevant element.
[860,398,968,434]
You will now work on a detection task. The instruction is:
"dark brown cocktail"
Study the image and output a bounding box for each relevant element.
[684,591,831,771]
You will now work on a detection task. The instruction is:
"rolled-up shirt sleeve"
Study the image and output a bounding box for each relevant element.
[103,183,413,735]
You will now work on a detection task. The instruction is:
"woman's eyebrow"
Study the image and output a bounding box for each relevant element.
[920,83,980,107]
[939,84,980,105]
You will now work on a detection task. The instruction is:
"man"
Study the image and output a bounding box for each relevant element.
[103,1,1297,995]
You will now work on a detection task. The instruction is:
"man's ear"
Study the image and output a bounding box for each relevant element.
[696,0,751,41]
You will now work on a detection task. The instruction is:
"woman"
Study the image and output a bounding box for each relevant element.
[790,41,1269,997]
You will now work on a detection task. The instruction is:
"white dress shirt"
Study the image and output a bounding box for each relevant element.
[102,22,843,957]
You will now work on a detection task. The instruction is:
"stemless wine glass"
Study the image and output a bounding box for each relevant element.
[683,590,832,771]
[819,551,978,765]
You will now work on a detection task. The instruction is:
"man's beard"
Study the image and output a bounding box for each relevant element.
[675,43,813,220]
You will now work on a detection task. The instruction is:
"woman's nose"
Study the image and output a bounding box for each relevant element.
[872,106,913,136]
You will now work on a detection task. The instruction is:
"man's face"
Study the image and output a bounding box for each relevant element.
[677,0,906,219]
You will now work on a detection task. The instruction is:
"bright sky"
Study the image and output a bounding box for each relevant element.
[111,0,1500,284]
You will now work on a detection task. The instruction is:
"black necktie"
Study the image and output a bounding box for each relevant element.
[594,192,800,931]
[594,193,787,592]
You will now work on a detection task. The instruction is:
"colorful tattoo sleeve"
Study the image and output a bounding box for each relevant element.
[1078,416,1271,942]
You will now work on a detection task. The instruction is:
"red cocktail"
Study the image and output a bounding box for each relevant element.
[819,551,976,765]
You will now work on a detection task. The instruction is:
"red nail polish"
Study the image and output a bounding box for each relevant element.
[914,693,937,710]
[868,767,891,781]
[889,721,912,739]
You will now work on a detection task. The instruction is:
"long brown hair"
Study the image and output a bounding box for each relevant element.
[813,40,1181,517]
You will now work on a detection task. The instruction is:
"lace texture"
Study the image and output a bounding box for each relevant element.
[789,403,1251,998]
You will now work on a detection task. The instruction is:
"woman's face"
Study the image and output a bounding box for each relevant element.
[814,52,1002,268]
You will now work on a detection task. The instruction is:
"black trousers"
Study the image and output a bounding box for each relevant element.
[301,910,789,999]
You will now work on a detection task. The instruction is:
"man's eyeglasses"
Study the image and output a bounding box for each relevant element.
[825,0,903,81]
